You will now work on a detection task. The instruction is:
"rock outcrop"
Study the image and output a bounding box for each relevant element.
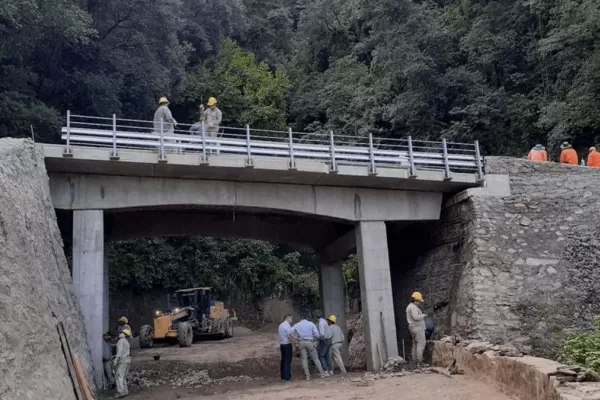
[0,139,93,399]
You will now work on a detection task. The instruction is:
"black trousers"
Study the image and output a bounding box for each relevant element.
[280,343,293,380]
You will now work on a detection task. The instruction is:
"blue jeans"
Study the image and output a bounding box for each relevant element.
[318,338,332,371]
[280,344,292,380]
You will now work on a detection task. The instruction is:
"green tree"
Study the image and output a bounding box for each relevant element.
[185,38,290,130]
[560,315,600,372]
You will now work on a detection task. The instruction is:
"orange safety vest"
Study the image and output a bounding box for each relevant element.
[560,148,578,165]
[588,150,600,168]
[527,149,547,161]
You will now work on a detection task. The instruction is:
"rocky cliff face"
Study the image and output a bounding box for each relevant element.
[390,157,600,358]
[0,139,93,399]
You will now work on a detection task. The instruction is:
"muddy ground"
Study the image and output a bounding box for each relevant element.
[99,325,515,400]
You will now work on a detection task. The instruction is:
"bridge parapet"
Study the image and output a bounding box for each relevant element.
[59,111,484,181]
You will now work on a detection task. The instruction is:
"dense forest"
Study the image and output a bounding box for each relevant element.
[4,0,600,302]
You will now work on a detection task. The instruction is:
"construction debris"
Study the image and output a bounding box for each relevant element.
[129,368,260,389]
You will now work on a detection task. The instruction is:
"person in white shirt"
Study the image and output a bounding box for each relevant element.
[317,315,333,375]
[291,317,327,380]
[114,329,132,398]
[406,291,428,367]
[278,314,294,381]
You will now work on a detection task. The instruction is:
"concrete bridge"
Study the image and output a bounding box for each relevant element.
[44,112,485,386]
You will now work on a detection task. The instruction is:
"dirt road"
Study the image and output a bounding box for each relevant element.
[100,325,515,400]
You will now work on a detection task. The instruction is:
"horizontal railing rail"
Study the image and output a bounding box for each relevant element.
[60,111,485,180]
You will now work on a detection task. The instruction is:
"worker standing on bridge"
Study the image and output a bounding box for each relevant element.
[587,147,600,168]
[114,328,132,398]
[559,142,578,165]
[291,317,327,380]
[202,97,222,138]
[527,144,547,161]
[278,314,294,381]
[153,96,177,134]
[407,292,428,368]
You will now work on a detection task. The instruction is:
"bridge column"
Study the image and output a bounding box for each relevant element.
[356,221,398,371]
[319,260,349,365]
[72,210,105,388]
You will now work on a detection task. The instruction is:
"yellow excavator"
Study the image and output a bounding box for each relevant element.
[139,287,236,348]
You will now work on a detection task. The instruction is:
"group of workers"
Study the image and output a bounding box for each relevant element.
[153,96,223,137]
[527,142,600,167]
[278,313,347,381]
[278,291,432,382]
[103,316,133,398]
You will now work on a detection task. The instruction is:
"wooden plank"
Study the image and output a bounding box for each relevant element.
[57,322,84,400]
[74,356,95,400]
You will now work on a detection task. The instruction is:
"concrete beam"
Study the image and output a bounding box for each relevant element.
[41,144,483,193]
[72,210,105,388]
[49,173,443,222]
[356,221,398,371]
[319,260,349,365]
[320,228,356,263]
[104,210,349,249]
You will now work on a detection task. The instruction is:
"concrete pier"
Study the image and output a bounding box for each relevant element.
[356,221,398,370]
[72,210,105,387]
[319,260,349,364]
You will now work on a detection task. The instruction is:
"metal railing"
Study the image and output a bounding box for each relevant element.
[60,111,484,180]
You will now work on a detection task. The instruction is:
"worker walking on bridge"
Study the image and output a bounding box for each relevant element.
[559,142,578,165]
[527,144,547,161]
[292,317,327,380]
[114,328,132,398]
[153,96,177,134]
[588,147,600,168]
[407,292,428,368]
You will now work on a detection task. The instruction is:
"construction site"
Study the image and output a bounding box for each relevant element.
[3,133,600,400]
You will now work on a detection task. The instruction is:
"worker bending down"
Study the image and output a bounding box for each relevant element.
[114,329,131,398]
[406,291,428,367]
[292,317,327,380]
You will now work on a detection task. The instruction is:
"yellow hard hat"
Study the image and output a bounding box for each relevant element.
[119,316,128,323]
[122,329,132,337]
[327,315,337,323]
[411,292,424,301]
[207,97,217,106]
[159,96,169,104]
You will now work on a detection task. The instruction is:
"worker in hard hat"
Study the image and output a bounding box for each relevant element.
[118,316,131,335]
[527,144,547,162]
[153,96,177,135]
[559,142,578,165]
[202,97,222,138]
[103,332,116,388]
[406,292,428,367]
[587,147,600,168]
[327,315,347,375]
[114,329,132,398]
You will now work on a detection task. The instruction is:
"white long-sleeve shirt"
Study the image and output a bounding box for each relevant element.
[406,302,426,329]
[115,338,131,364]
[318,317,332,339]
[292,319,320,341]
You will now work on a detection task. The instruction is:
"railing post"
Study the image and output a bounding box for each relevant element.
[368,133,376,175]
[288,127,296,170]
[158,118,167,163]
[442,138,451,180]
[329,130,337,173]
[474,140,484,181]
[407,136,416,178]
[200,121,208,165]
[245,124,253,167]
[110,113,119,160]
[63,110,73,157]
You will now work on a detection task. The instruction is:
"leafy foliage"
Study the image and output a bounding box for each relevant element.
[559,315,600,372]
